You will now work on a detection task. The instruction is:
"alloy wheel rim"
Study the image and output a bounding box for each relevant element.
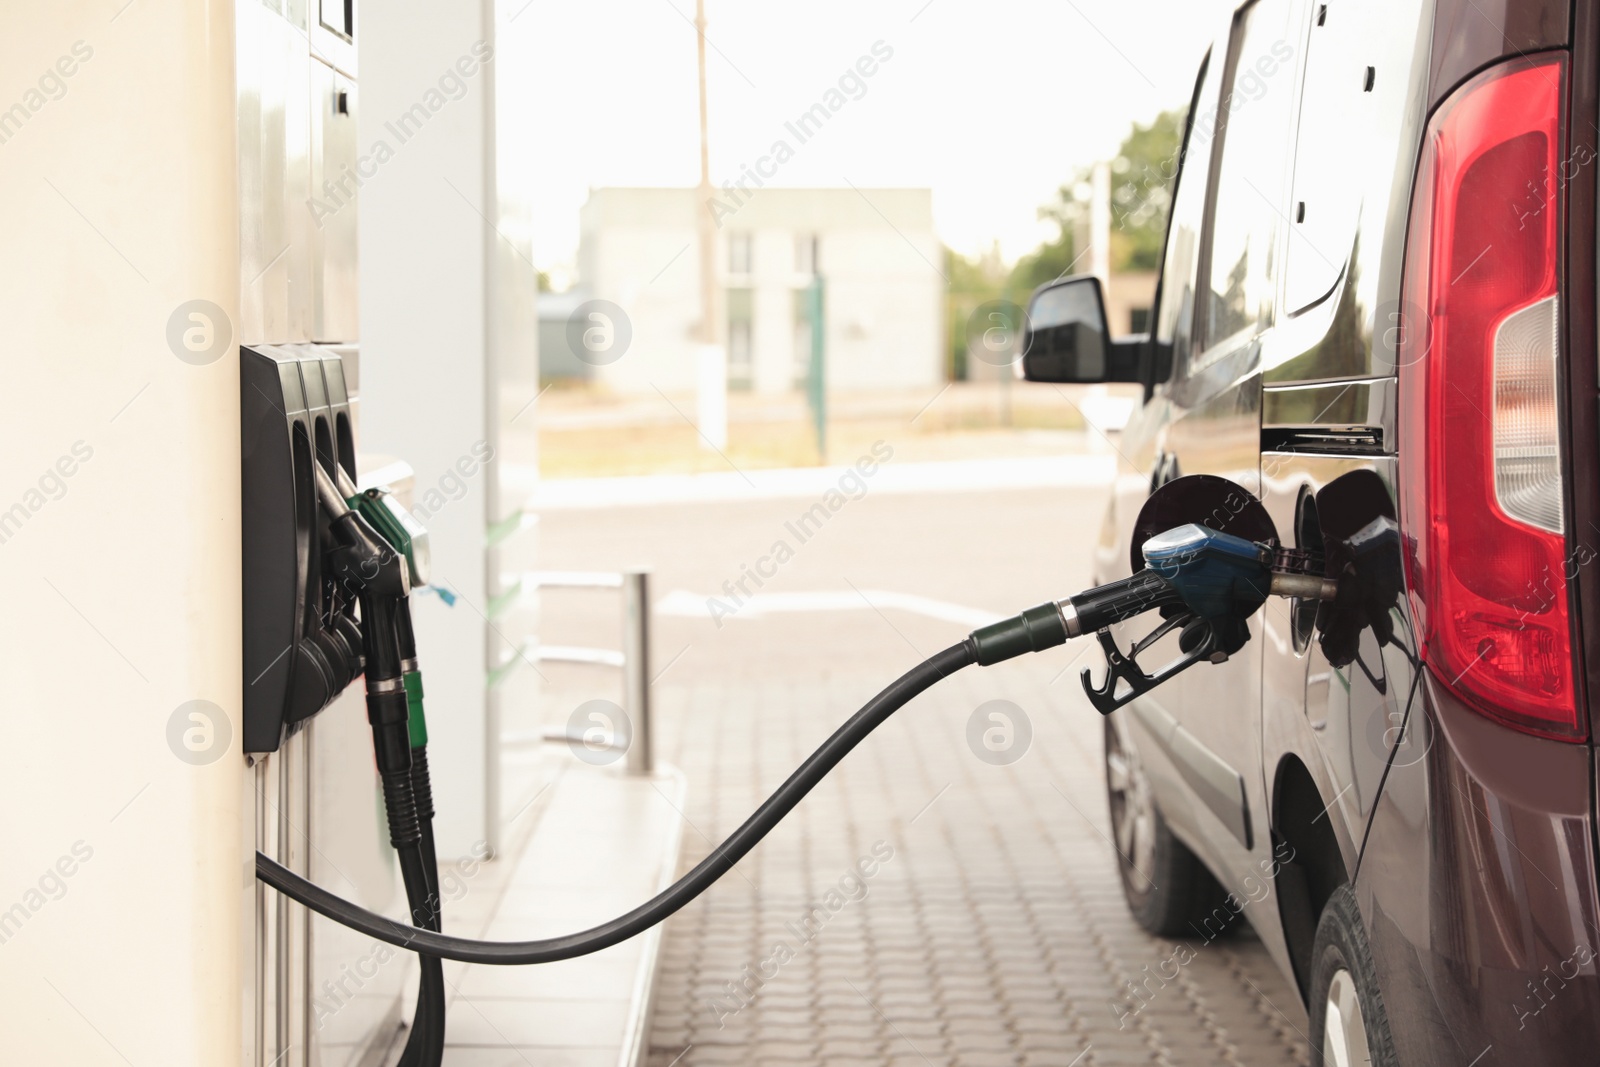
[1105,721,1157,891]
[1322,968,1373,1067]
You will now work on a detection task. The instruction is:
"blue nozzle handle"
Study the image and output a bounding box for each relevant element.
[1139,523,1273,622]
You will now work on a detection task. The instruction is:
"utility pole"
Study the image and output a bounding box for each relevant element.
[1090,160,1112,289]
[695,0,714,346]
[693,0,728,450]
[1084,160,1113,455]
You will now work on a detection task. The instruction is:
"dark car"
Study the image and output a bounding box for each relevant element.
[1023,0,1600,1063]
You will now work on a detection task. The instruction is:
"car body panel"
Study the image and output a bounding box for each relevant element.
[1087,0,1600,1057]
[1358,679,1600,1063]
[1427,0,1568,109]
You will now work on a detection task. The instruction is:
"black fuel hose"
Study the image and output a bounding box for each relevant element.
[395,814,442,1067]
[318,466,447,1065]
[259,639,977,964]
[396,845,445,1064]
[263,521,1310,972]
[396,602,443,1067]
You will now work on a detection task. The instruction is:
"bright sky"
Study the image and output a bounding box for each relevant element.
[513,0,1234,278]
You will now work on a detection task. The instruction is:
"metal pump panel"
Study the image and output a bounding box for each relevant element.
[241,345,362,753]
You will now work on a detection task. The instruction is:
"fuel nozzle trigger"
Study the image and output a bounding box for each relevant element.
[1079,523,1330,714]
[1078,525,1270,713]
[1081,611,1219,714]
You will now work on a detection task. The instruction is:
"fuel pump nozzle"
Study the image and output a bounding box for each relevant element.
[312,463,414,840]
[331,463,431,590]
[968,524,1336,714]
[313,465,446,1067]
[322,466,434,846]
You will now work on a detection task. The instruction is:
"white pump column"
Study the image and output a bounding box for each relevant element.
[359,0,536,858]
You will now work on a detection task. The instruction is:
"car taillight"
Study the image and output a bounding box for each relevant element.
[1397,53,1583,741]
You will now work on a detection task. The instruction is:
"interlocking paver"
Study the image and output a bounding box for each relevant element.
[638,661,1310,1067]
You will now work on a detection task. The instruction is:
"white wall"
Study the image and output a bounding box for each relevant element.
[0,3,243,1064]
[751,229,797,393]
[583,220,705,393]
[360,0,498,859]
[820,229,943,392]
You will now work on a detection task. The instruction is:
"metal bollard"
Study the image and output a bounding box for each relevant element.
[622,569,653,774]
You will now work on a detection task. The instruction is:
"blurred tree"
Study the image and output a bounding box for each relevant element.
[1022,108,1184,282]
[1106,108,1184,270]
[1007,227,1078,296]
[941,109,1184,378]
[946,243,1018,380]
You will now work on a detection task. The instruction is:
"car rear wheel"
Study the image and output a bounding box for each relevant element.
[1309,885,1398,1067]
[1103,716,1237,938]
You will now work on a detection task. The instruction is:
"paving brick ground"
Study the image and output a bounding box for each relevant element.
[635,662,1310,1067]
[534,484,1311,1067]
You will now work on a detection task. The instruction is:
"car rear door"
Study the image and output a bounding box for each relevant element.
[1254,0,1431,989]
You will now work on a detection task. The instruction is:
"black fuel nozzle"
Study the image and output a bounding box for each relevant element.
[313,465,418,844]
[321,464,431,745]
[317,473,411,606]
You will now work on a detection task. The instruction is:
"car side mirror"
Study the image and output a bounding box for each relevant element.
[1021,275,1145,384]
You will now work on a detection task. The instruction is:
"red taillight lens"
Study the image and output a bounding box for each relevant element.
[1398,54,1582,741]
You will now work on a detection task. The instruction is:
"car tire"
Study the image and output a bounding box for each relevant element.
[1308,884,1399,1067]
[1104,716,1238,939]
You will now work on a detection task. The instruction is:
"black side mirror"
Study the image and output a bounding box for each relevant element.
[1021,275,1145,384]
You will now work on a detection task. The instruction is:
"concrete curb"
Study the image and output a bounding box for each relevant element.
[616,765,687,1067]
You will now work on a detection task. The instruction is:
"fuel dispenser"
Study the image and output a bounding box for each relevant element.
[248,450,1409,1064]
[240,346,363,751]
[242,344,448,1064]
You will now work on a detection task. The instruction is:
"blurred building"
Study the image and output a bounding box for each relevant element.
[1103,270,1157,335]
[535,288,592,382]
[562,187,943,394]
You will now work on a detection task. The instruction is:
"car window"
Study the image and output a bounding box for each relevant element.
[1153,51,1221,375]
[1282,3,1362,317]
[1195,0,1300,362]
[1261,0,1432,384]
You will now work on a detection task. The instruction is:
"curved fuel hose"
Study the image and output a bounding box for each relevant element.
[259,639,977,964]
[259,538,1317,968]
[395,847,445,1063]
